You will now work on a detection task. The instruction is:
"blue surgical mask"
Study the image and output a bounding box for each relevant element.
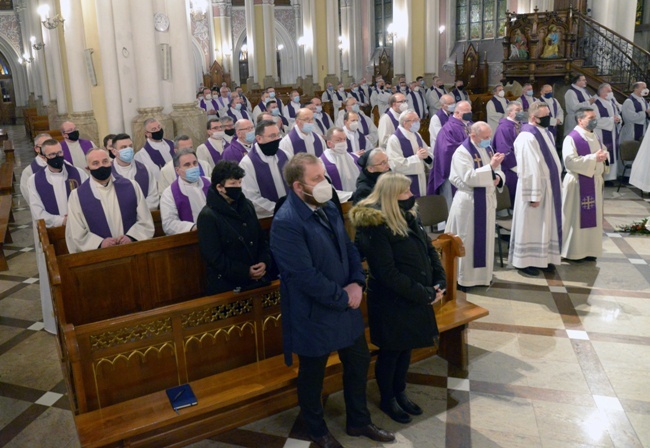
[293,95,300,103]
[245,130,256,143]
[410,121,421,133]
[479,139,491,148]
[118,147,134,163]
[447,104,456,113]
[235,103,242,110]
[271,108,280,116]
[352,104,360,113]
[184,166,201,183]
[315,106,323,113]
[525,90,533,96]
[302,123,315,133]
[352,87,359,93]
[269,92,276,98]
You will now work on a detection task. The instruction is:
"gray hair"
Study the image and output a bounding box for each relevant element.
[367,147,387,165]
[173,148,197,168]
[398,109,417,126]
[492,84,503,93]
[34,133,52,145]
[326,126,345,141]
[575,107,595,121]
[220,116,234,125]
[597,83,611,95]
[470,121,491,136]
[174,134,192,148]
[506,102,522,114]
[143,118,158,128]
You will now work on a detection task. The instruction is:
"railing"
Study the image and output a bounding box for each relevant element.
[573,11,650,91]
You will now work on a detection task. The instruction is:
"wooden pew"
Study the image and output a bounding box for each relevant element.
[0,194,13,271]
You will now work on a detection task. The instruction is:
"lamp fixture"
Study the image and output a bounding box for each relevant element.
[38,4,65,30]
[31,36,45,51]
[19,52,33,65]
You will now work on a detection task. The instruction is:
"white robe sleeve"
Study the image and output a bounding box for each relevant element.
[279,135,295,158]
[145,168,160,210]
[622,98,647,125]
[20,166,33,203]
[28,174,66,228]
[377,114,395,149]
[555,99,564,123]
[65,189,103,253]
[514,133,544,203]
[449,147,495,190]
[386,135,426,175]
[239,157,276,218]
[562,136,598,178]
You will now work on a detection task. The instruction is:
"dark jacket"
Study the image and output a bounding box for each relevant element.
[270,191,366,365]
[349,204,446,351]
[351,151,383,204]
[197,188,272,295]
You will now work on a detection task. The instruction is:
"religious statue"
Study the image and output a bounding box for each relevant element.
[540,25,560,59]
[509,29,529,60]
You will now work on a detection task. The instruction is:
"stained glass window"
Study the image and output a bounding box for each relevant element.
[374,0,393,48]
[456,0,508,41]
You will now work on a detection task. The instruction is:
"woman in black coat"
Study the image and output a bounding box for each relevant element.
[197,161,273,295]
[349,172,446,424]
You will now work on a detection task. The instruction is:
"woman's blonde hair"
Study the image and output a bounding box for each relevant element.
[357,172,416,237]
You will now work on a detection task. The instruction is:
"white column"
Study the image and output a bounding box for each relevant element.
[31,9,49,105]
[244,0,258,85]
[41,0,67,115]
[129,0,161,108]
[348,0,363,81]
[292,0,304,80]
[615,1,637,41]
[340,0,351,77]
[392,0,408,81]
[325,0,339,79]
[262,0,277,82]
[60,0,93,112]
[112,0,138,133]
[166,0,197,104]
[95,0,123,133]
[425,0,440,79]
[219,7,234,75]
[308,0,319,80]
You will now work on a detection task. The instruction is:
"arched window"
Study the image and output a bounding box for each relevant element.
[374,0,393,48]
[456,0,508,41]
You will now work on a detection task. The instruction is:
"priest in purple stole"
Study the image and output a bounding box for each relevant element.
[160,149,211,235]
[335,98,379,146]
[564,75,596,136]
[593,83,621,182]
[486,84,509,132]
[285,90,302,127]
[445,122,505,290]
[110,133,159,210]
[240,120,288,218]
[519,84,538,112]
[223,119,256,163]
[60,121,96,169]
[540,85,564,140]
[561,107,609,260]
[450,80,470,104]
[198,87,219,117]
[224,94,251,121]
[509,102,563,276]
[309,98,334,135]
[343,111,372,156]
[621,81,650,143]
[428,100,474,209]
[492,102,527,204]
[66,148,154,254]
[158,136,211,195]
[378,93,408,148]
[134,118,175,181]
[386,110,432,198]
[279,108,325,158]
[20,133,50,202]
[321,128,362,196]
[428,94,455,146]
[196,118,229,171]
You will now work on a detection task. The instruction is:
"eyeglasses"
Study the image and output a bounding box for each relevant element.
[370,159,389,167]
[44,151,64,159]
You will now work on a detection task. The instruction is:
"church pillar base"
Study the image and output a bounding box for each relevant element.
[247,77,261,91]
[170,102,208,152]
[263,76,276,89]
[70,110,99,148]
[47,100,64,131]
[301,76,315,96]
[324,74,339,88]
[424,73,436,86]
[131,107,173,153]
[341,70,354,87]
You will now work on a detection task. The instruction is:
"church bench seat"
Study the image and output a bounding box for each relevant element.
[0,160,13,195]
[0,194,14,271]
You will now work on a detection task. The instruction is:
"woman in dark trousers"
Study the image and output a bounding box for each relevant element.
[197,160,273,295]
[349,173,446,424]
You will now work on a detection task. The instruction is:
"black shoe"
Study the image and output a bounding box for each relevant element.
[396,391,423,415]
[310,432,343,448]
[518,266,540,276]
[379,398,412,424]
[541,264,556,272]
[457,283,470,293]
[346,423,395,442]
[584,256,597,262]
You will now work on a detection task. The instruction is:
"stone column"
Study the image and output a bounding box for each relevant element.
[424,0,440,85]
[61,0,99,144]
[94,0,123,134]
[260,0,277,88]
[323,0,340,87]
[129,0,172,151]
[292,0,304,88]
[340,0,354,86]
[213,0,234,80]
[347,0,363,82]
[166,0,206,148]
[244,0,259,88]
[30,9,50,109]
[392,0,408,84]
[40,0,66,125]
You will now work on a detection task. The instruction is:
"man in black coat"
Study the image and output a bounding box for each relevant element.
[351,148,391,204]
[197,160,273,295]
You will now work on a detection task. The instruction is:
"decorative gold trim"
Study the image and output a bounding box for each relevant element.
[181,299,253,328]
[261,290,281,308]
[261,313,281,358]
[89,318,172,351]
[183,321,255,350]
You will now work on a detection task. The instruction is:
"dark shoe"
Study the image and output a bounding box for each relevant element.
[379,398,412,424]
[518,266,540,276]
[457,283,470,293]
[584,256,597,262]
[541,264,556,272]
[346,423,395,442]
[310,432,343,448]
[396,391,423,415]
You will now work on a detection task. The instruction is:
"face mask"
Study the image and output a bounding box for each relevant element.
[198,95,204,101]
[457,85,464,91]
[271,108,281,116]
[479,139,491,148]
[305,179,333,204]
[352,87,359,93]
[544,92,553,99]
[332,142,348,154]
[234,103,242,110]
[67,130,80,141]
[204,94,212,100]
[327,86,333,91]
[269,92,276,98]
[352,104,360,113]
[400,86,407,91]
[642,89,649,97]
[349,121,360,132]
[302,123,315,134]
[90,165,112,181]
[184,166,201,183]
[398,102,409,112]
[414,86,420,92]
[447,104,456,113]
[462,112,473,121]
[118,147,134,163]
[378,85,384,90]
[606,92,614,100]
[224,186,242,201]
[46,155,65,170]
[515,111,527,122]
[245,131,256,143]
[398,196,416,211]
[537,115,551,128]
[258,139,281,156]
[362,83,368,88]
[315,106,323,113]
[225,128,236,137]
[497,90,505,98]
[338,88,345,94]
[293,95,300,103]
[410,121,421,133]
[150,129,164,140]
[586,118,598,131]
[420,80,425,86]
[211,131,225,140]
[525,90,533,96]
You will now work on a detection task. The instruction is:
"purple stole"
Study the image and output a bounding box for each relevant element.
[248,146,288,202]
[325,90,334,102]
[199,99,219,112]
[387,110,399,129]
[222,138,248,163]
[351,90,366,104]
[257,101,267,112]
[594,99,617,163]
[451,88,466,103]
[490,97,506,114]
[77,177,138,239]
[519,95,535,111]
[33,164,82,215]
[143,139,174,168]
[61,139,93,164]
[204,139,224,164]
[395,128,425,197]
[545,99,560,138]
[492,119,519,204]
[227,108,250,121]
[570,86,587,103]
[521,124,562,247]
[111,161,150,197]
[216,96,229,110]
[288,102,300,118]
[30,158,44,175]
[359,115,370,136]
[346,133,367,153]
[629,96,647,141]
[315,113,333,134]
[429,117,468,194]
[320,152,361,190]
[288,128,324,157]
[568,131,598,229]
[409,91,423,117]
[170,177,210,223]
[430,87,444,100]
[460,138,492,268]
[435,108,450,129]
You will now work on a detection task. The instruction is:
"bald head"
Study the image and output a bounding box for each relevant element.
[454,101,472,121]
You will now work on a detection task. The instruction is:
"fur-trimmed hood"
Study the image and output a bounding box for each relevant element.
[348,204,385,228]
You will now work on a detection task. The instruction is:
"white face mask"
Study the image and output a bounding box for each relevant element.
[349,121,360,132]
[211,131,225,140]
[332,141,348,154]
[642,88,649,97]
[204,94,212,100]
[497,90,505,98]
[398,102,409,112]
[606,92,614,100]
[305,179,333,203]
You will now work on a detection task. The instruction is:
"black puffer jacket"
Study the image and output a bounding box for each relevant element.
[351,151,384,204]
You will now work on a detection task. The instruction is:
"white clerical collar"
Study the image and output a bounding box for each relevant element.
[94,177,114,190]
[47,167,65,177]
[574,126,596,139]
[114,159,133,169]
[599,96,611,103]
[180,177,201,187]
[572,84,587,92]
[632,93,644,100]
[344,127,356,138]
[507,117,518,123]
[390,108,400,118]
[35,157,47,167]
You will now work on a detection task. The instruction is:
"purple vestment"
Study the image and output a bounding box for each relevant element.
[170,177,210,222]
[33,164,82,215]
[492,118,519,204]
[77,177,138,239]
[61,139,93,164]
[568,130,598,229]
[429,116,469,195]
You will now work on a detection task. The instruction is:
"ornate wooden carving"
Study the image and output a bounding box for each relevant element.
[455,43,488,94]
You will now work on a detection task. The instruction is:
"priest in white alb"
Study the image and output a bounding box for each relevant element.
[621,81,650,143]
[335,97,378,146]
[321,127,361,196]
[378,93,408,148]
[592,83,621,182]
[342,111,372,156]
[60,121,96,169]
[428,94,455,146]
[564,75,596,136]
[20,133,50,202]
[110,133,159,210]
[279,108,325,158]
[158,136,211,195]
[486,84,509,133]
[196,118,229,171]
[134,118,175,181]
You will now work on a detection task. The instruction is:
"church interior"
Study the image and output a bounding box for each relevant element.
[2,0,650,446]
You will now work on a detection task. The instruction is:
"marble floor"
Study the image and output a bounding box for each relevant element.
[1,124,650,447]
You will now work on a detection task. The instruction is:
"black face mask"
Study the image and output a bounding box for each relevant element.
[457,85,465,91]
[224,128,236,137]
[398,196,416,211]
[258,139,281,156]
[462,112,473,121]
[537,115,551,128]
[46,155,65,170]
[225,186,242,201]
[90,165,112,181]
[150,129,164,140]
[67,130,80,141]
